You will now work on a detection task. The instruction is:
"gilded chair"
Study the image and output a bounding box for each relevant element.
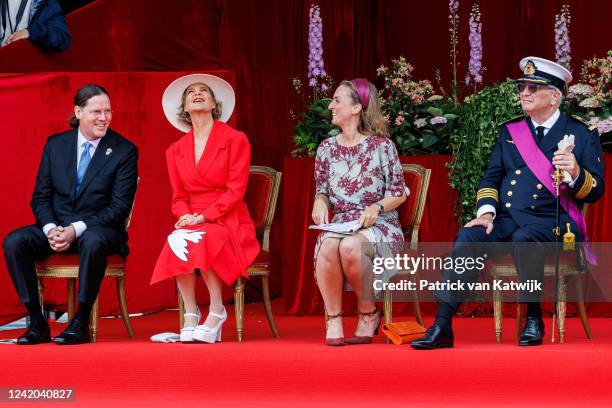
[491,204,592,344]
[179,166,282,342]
[35,179,139,342]
[383,164,431,326]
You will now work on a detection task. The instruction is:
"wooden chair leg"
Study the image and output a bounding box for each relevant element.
[91,297,99,342]
[67,278,76,321]
[261,274,280,337]
[558,277,567,344]
[412,290,424,327]
[234,277,245,342]
[515,303,523,340]
[116,276,134,338]
[493,288,502,343]
[37,278,44,311]
[575,274,592,339]
[177,282,185,329]
[383,289,392,324]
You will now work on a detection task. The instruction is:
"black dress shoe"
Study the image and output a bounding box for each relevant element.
[519,316,544,346]
[17,321,51,345]
[411,323,454,350]
[54,318,91,345]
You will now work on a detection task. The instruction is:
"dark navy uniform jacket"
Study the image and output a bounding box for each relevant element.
[476,112,604,240]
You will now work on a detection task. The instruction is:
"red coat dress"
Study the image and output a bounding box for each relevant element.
[150,121,260,286]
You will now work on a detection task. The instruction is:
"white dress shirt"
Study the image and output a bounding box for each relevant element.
[42,130,102,238]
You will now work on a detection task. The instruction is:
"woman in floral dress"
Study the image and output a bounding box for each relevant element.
[312,79,409,346]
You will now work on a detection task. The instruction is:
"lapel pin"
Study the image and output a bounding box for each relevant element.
[106,148,112,156]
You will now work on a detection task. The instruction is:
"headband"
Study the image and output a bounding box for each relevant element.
[351,78,370,110]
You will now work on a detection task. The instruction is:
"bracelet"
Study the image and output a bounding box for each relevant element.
[375,203,385,213]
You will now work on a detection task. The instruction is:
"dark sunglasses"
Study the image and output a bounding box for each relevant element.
[516,82,552,94]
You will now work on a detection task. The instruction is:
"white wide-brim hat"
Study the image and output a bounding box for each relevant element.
[162,74,235,132]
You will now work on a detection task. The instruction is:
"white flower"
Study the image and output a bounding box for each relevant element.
[414,118,427,128]
[427,95,443,102]
[568,83,594,96]
[579,97,599,108]
[430,116,448,125]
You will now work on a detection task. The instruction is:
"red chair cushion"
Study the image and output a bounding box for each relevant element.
[245,172,272,230]
[252,250,270,267]
[36,253,126,268]
[397,169,423,232]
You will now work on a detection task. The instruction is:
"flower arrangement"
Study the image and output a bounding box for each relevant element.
[377,57,458,155]
[465,2,483,90]
[307,4,327,95]
[565,50,612,149]
[448,0,461,103]
[554,4,572,71]
[290,3,337,157]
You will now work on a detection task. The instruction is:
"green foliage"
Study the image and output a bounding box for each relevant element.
[291,97,339,157]
[447,80,523,225]
[377,57,458,155]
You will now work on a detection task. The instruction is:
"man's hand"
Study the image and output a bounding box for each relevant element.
[464,213,494,235]
[49,225,77,252]
[5,29,29,45]
[552,149,580,180]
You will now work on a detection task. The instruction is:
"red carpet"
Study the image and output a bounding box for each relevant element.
[1,299,611,407]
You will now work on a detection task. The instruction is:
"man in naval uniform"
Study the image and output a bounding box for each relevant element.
[411,57,604,349]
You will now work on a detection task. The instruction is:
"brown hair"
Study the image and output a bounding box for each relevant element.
[178,82,222,125]
[339,79,389,137]
[68,84,110,128]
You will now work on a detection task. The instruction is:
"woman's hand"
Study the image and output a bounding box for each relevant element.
[312,196,330,225]
[175,213,205,229]
[358,205,381,228]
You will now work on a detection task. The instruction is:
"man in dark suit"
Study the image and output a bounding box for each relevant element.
[411,57,604,349]
[3,84,138,345]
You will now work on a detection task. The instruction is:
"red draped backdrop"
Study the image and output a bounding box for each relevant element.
[0,0,611,323]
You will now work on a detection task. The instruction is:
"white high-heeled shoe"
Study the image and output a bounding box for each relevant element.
[192,307,227,343]
[180,309,201,343]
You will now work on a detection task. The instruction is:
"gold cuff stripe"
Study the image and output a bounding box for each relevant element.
[477,193,498,200]
[575,170,594,199]
[477,188,498,202]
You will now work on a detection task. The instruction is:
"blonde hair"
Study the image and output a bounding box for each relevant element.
[340,79,389,137]
[178,82,222,125]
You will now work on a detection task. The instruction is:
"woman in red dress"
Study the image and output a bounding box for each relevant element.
[151,74,259,343]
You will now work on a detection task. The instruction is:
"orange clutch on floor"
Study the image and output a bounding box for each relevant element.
[382,321,426,345]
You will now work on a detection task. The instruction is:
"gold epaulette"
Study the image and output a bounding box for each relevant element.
[571,114,598,132]
[575,169,597,199]
[476,188,498,202]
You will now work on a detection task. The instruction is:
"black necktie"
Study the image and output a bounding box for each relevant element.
[535,126,545,146]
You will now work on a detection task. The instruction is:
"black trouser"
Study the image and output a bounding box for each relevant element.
[3,225,124,305]
[436,215,563,316]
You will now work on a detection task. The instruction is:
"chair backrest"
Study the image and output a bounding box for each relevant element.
[244,166,282,252]
[396,164,431,249]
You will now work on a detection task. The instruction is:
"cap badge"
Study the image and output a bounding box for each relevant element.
[524,60,537,75]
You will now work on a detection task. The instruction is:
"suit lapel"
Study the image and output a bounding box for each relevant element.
[196,121,228,177]
[65,130,78,200]
[76,131,117,198]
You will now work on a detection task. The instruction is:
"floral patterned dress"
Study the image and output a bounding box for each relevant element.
[313,135,409,293]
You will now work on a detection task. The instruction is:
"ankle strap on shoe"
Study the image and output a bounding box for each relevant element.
[358,308,378,317]
[326,312,343,321]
